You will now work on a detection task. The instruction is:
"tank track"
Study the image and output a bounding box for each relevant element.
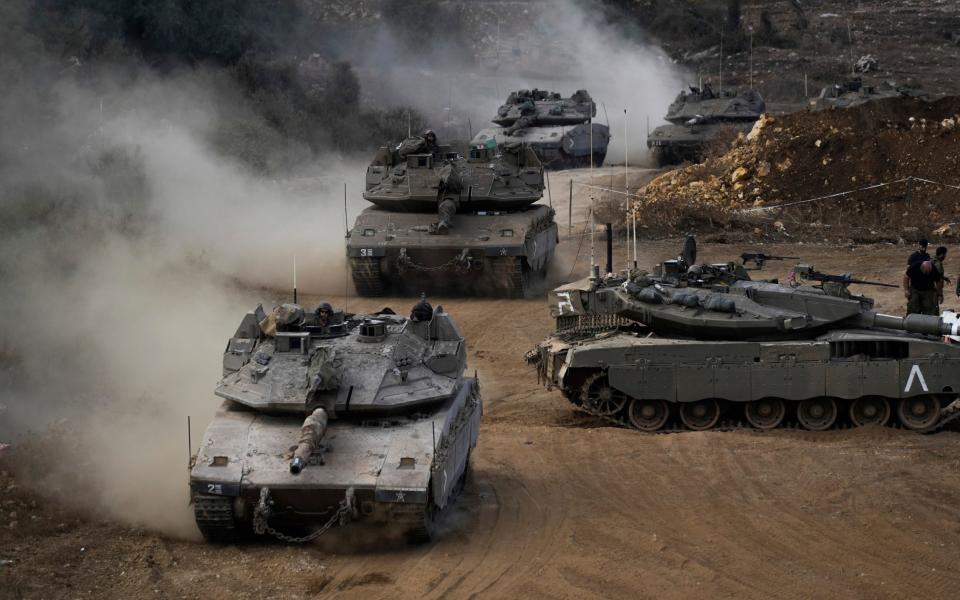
[563,380,960,436]
[193,493,245,543]
[349,257,384,297]
[490,256,527,298]
[406,457,469,545]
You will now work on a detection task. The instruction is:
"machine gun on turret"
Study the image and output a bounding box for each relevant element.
[740,252,800,269]
[792,265,897,299]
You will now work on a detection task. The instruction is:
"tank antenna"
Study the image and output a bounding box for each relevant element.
[719,29,724,95]
[624,108,631,270]
[605,223,613,275]
[187,415,192,469]
[343,182,349,312]
[589,203,599,281]
[590,111,594,171]
[293,253,297,305]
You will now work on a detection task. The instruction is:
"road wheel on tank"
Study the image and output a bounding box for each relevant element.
[627,398,669,432]
[849,396,891,427]
[580,373,628,416]
[349,257,384,297]
[897,395,941,431]
[679,398,721,431]
[193,493,249,544]
[745,397,786,430]
[797,397,838,431]
[561,386,583,406]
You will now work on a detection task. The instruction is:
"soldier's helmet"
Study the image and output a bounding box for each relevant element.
[423,129,437,143]
[316,302,333,315]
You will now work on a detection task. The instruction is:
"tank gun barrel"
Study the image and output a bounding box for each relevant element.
[290,408,328,475]
[862,313,955,336]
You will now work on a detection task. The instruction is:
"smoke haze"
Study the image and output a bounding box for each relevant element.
[0,0,683,538]
[348,0,685,163]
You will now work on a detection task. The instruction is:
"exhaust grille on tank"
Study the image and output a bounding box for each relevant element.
[556,313,631,333]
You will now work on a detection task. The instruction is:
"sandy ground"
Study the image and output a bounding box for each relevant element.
[3,168,960,599]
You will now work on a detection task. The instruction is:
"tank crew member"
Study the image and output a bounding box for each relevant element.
[315,302,334,327]
[422,129,439,156]
[907,238,930,267]
[410,293,434,322]
[903,260,941,316]
[933,246,949,307]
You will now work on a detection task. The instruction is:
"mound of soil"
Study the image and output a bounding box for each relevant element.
[635,96,960,241]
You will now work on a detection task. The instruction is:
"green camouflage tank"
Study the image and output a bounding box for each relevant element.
[471,89,610,169]
[190,301,481,543]
[646,86,764,166]
[529,239,960,433]
[348,135,558,298]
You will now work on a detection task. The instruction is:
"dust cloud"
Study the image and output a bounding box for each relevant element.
[0,67,363,538]
[0,0,686,539]
[351,0,685,165]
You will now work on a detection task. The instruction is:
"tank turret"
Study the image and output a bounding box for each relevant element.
[810,77,929,110]
[190,301,481,543]
[471,89,610,169]
[646,86,765,166]
[531,239,960,433]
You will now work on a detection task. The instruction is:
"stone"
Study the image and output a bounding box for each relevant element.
[731,166,750,184]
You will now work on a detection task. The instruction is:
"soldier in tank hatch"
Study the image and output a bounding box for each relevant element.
[314,302,333,327]
[410,293,433,322]
[422,129,439,156]
[904,260,942,316]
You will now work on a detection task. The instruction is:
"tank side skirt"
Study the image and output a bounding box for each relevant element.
[558,351,960,433]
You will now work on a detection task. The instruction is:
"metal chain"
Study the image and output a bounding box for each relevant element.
[398,254,464,273]
[253,487,354,543]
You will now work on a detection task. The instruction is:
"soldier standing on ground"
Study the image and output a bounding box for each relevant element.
[908,238,930,267]
[903,260,941,316]
[933,246,949,309]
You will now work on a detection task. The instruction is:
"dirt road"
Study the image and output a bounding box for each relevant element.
[4,171,960,598]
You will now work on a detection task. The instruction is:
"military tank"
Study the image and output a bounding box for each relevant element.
[347,133,558,298]
[529,240,960,433]
[190,300,481,543]
[810,77,928,110]
[470,89,610,169]
[646,85,765,166]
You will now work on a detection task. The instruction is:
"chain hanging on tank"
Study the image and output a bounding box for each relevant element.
[253,487,355,543]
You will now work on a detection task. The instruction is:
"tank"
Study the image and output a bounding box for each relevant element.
[529,239,960,433]
[810,77,928,110]
[347,138,558,298]
[470,89,611,169]
[646,86,765,166]
[190,300,481,543]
